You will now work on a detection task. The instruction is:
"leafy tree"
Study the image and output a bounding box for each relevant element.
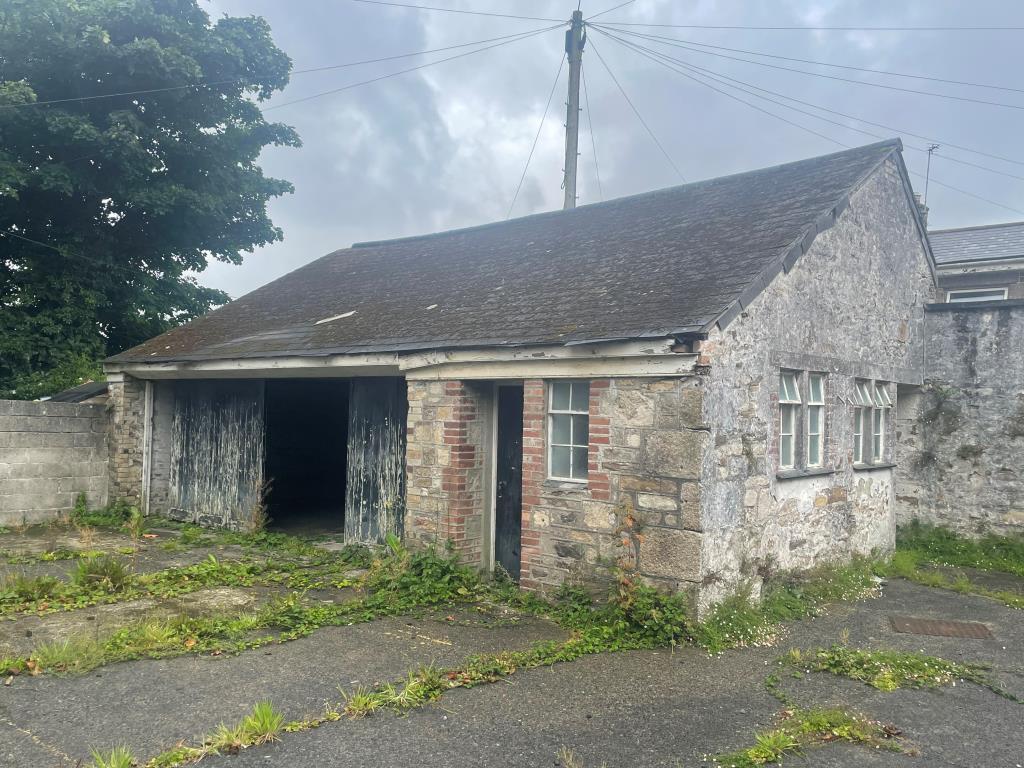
[0,0,299,398]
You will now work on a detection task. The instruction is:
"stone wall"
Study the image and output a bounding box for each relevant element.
[519,377,706,594]
[0,399,108,524]
[895,300,1024,534]
[699,158,934,608]
[107,374,146,506]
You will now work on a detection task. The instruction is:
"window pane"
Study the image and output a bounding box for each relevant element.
[872,384,886,408]
[808,406,821,435]
[780,435,794,468]
[570,382,589,412]
[808,436,821,466]
[571,414,589,446]
[551,445,571,478]
[781,404,794,434]
[808,374,823,404]
[572,447,589,480]
[780,372,801,403]
[551,413,571,444]
[551,382,571,411]
[872,432,882,461]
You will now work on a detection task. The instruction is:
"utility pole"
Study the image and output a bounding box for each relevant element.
[924,144,940,204]
[562,10,585,210]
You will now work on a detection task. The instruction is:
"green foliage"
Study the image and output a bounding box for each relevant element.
[89,746,136,768]
[693,590,775,653]
[897,520,1024,577]
[0,0,300,396]
[72,555,133,591]
[239,700,284,745]
[780,645,1015,699]
[761,557,879,622]
[71,498,134,528]
[32,636,105,675]
[712,708,900,767]
[0,572,62,601]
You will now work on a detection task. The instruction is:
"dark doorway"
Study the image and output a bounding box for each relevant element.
[263,379,349,535]
[494,385,524,580]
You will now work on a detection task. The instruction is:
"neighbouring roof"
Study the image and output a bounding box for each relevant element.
[44,381,109,403]
[110,140,907,365]
[929,221,1024,265]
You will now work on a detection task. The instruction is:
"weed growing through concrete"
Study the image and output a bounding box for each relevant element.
[90,745,136,768]
[777,645,1019,701]
[710,707,903,767]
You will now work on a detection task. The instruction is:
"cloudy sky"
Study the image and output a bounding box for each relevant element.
[201,0,1024,298]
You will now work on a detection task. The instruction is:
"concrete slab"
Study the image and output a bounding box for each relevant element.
[3,605,567,764]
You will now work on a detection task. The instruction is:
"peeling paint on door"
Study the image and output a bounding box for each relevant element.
[345,378,407,543]
[168,381,265,528]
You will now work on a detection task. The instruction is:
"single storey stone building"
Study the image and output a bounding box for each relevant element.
[102,139,936,607]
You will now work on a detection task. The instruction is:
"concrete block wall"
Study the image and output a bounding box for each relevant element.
[0,399,109,524]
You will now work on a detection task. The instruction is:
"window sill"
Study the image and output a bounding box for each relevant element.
[543,478,588,490]
[776,466,836,481]
[853,462,896,472]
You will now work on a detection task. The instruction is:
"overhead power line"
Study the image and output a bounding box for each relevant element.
[596,20,1024,31]
[507,54,566,219]
[600,29,1024,96]
[265,25,561,111]
[581,64,604,201]
[591,24,1024,112]
[594,28,1024,217]
[588,0,635,22]
[0,27,562,111]
[587,37,686,182]
[596,29,1024,183]
[350,0,564,23]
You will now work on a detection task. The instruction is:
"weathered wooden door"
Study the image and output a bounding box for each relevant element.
[494,385,524,580]
[168,380,265,528]
[344,377,407,544]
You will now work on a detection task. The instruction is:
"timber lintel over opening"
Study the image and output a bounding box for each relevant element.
[104,339,699,381]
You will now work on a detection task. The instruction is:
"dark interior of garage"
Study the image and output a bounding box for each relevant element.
[263,379,349,534]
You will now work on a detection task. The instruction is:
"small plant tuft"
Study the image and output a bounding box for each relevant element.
[72,555,133,592]
[90,746,136,768]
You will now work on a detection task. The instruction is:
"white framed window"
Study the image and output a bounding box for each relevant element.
[778,371,801,469]
[852,379,891,465]
[872,383,891,461]
[947,288,1008,303]
[806,373,825,467]
[548,381,589,481]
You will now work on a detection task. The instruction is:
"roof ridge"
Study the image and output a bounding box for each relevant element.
[352,139,902,250]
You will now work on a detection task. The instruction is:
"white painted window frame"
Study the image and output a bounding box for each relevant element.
[946,288,1008,303]
[547,381,590,482]
[806,373,825,468]
[852,379,891,466]
[778,371,801,470]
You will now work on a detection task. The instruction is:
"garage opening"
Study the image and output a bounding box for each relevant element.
[263,379,349,535]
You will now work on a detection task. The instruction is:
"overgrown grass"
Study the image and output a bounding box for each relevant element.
[897,520,1024,577]
[884,549,1024,609]
[777,645,1016,699]
[711,707,903,767]
[694,557,880,652]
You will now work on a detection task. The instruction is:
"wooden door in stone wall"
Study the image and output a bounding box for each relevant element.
[168,380,265,528]
[344,377,407,544]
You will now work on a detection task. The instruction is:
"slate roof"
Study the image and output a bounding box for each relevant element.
[111,140,905,364]
[929,221,1024,265]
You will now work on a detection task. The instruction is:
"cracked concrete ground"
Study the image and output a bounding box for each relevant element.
[0,577,1020,768]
